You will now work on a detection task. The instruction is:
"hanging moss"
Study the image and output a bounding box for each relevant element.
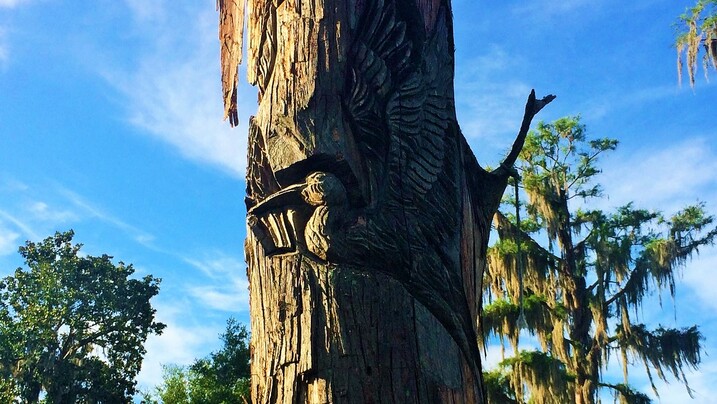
[617,324,702,398]
[484,118,715,404]
[488,212,560,301]
[498,350,575,404]
[676,0,717,86]
[484,369,518,404]
[603,383,651,404]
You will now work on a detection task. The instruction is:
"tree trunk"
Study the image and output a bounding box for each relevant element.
[234,0,545,402]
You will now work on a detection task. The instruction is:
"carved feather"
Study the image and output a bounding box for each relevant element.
[386,22,451,202]
[346,0,411,202]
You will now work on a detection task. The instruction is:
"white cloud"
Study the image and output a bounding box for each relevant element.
[188,284,249,312]
[57,187,156,246]
[455,46,533,151]
[102,3,252,178]
[0,180,156,250]
[599,137,717,213]
[458,81,532,142]
[482,343,507,369]
[137,300,223,389]
[184,254,249,312]
[27,201,77,223]
[0,35,7,66]
[512,0,593,17]
[184,255,244,279]
[0,0,31,8]
[582,85,686,121]
[135,252,250,387]
[682,249,717,313]
[0,209,40,242]
[643,359,717,403]
[0,225,20,256]
[123,0,166,22]
[0,177,28,192]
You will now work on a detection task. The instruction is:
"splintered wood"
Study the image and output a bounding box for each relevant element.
[218,0,245,126]
[231,0,552,402]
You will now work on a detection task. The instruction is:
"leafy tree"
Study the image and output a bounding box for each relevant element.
[142,365,190,404]
[0,230,165,403]
[145,318,250,404]
[676,0,717,86]
[482,116,716,404]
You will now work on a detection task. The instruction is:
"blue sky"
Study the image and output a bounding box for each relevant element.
[0,0,715,401]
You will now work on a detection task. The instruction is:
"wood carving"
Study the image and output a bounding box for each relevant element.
[219,0,554,402]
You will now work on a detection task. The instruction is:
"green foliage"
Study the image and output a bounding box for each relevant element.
[0,230,165,403]
[617,324,702,395]
[485,117,715,403]
[484,369,518,404]
[483,295,568,352]
[497,351,575,404]
[146,365,190,404]
[675,0,717,86]
[602,383,651,404]
[146,318,250,404]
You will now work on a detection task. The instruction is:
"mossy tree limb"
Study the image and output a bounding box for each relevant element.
[484,116,715,403]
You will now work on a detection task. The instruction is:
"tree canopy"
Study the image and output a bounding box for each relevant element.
[143,318,250,404]
[0,230,165,403]
[676,0,717,86]
[482,116,716,403]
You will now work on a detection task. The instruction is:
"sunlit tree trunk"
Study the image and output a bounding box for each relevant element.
[218,0,553,402]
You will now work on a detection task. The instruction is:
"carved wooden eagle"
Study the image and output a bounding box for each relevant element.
[220,0,554,396]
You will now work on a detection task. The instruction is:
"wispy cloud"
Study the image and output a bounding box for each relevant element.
[101,2,252,178]
[455,45,532,150]
[643,359,717,402]
[123,0,167,22]
[0,179,161,255]
[0,225,20,256]
[0,0,31,8]
[27,201,78,223]
[0,176,28,192]
[137,299,223,388]
[188,284,249,312]
[0,29,7,66]
[0,179,78,249]
[581,84,688,121]
[136,251,251,386]
[57,186,156,246]
[599,137,717,212]
[681,249,717,313]
[0,209,40,242]
[510,0,610,21]
[184,254,249,312]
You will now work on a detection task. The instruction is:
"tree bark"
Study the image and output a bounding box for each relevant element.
[231,0,551,402]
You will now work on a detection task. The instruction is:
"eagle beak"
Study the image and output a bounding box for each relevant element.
[248,182,308,216]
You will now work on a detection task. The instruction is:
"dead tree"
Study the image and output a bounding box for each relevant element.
[218,0,554,402]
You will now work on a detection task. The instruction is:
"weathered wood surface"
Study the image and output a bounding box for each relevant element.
[221,0,554,402]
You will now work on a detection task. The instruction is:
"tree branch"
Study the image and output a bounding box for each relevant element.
[604,270,639,307]
[493,211,561,265]
[493,89,556,178]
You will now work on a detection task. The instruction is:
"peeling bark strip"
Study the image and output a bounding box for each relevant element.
[217,0,245,126]
[220,0,553,402]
